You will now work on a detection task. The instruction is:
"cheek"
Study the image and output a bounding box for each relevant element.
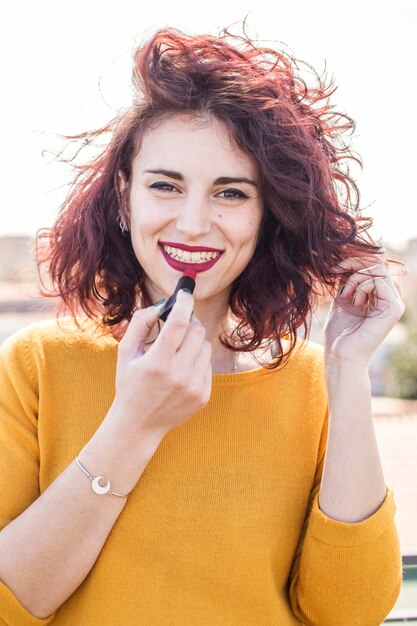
[129,207,166,234]
[241,218,260,242]
[226,211,259,235]
[129,191,156,230]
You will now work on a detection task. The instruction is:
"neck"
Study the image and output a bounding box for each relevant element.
[211,344,238,375]
[196,306,241,374]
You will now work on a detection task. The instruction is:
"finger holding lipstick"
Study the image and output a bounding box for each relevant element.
[114,272,212,438]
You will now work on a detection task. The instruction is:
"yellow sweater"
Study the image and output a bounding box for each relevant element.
[0,318,402,626]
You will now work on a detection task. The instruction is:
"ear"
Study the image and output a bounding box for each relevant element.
[118,170,126,194]
[117,171,130,232]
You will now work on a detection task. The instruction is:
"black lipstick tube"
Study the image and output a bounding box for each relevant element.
[159,270,196,322]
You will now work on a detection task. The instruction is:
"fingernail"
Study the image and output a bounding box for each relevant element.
[153,298,166,307]
[179,288,192,295]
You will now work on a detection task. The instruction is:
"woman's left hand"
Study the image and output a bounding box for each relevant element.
[323,256,406,365]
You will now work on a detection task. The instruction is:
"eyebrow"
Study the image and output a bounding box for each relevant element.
[144,169,258,188]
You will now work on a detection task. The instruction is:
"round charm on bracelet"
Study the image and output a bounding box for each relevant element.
[92,476,111,495]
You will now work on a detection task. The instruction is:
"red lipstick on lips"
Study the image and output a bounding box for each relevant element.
[158,243,224,273]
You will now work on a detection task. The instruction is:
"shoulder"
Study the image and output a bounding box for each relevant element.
[291,340,328,414]
[285,337,325,375]
[274,339,327,405]
[1,316,115,361]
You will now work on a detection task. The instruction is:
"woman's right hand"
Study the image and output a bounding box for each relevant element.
[111,289,213,437]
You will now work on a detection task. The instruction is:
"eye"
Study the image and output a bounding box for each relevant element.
[149,182,179,193]
[217,188,248,200]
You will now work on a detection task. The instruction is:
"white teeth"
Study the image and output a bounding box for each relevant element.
[162,245,221,263]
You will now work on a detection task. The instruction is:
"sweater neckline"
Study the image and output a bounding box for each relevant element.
[210,360,281,384]
[82,318,284,385]
[104,333,281,385]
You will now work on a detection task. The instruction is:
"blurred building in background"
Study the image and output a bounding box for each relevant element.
[0,235,56,343]
[0,236,37,284]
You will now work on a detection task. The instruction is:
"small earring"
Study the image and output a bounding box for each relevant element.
[117,211,127,235]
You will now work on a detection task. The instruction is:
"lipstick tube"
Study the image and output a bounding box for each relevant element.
[159,267,196,322]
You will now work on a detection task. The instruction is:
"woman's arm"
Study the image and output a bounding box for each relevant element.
[319,254,406,522]
[0,402,164,620]
[288,256,404,625]
[287,348,402,626]
[318,358,387,522]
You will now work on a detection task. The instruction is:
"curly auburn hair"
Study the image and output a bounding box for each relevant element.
[35,24,397,370]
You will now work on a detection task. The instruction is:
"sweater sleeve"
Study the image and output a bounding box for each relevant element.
[0,327,57,625]
[287,402,403,626]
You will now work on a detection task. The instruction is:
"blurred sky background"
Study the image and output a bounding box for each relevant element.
[1,0,416,251]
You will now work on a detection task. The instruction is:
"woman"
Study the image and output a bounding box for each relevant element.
[0,26,406,625]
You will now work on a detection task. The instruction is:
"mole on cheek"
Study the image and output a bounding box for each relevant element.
[218,213,223,218]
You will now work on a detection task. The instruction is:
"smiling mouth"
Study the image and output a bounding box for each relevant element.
[158,243,224,272]
[159,243,222,263]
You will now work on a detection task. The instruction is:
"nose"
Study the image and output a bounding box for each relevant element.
[175,193,212,240]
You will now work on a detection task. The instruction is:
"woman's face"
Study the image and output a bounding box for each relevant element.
[121,113,264,306]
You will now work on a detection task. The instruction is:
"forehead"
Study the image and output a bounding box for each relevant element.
[132,113,257,179]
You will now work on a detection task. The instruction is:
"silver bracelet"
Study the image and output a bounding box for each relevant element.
[75,456,130,498]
